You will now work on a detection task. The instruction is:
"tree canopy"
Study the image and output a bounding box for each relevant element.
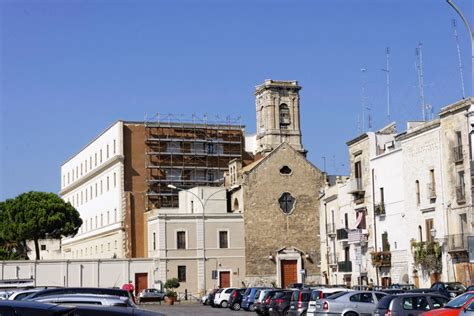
[0,191,82,260]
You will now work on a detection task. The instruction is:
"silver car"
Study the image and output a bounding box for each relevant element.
[311,290,386,316]
[32,293,136,307]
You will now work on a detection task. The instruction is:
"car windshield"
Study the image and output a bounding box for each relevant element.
[243,288,251,296]
[447,283,467,291]
[445,293,474,308]
[327,291,349,300]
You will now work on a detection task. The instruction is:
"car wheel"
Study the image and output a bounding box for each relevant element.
[283,307,290,316]
[249,303,255,311]
[232,302,241,311]
[220,300,229,308]
[345,312,358,316]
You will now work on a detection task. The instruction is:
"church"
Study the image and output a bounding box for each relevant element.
[228,79,325,287]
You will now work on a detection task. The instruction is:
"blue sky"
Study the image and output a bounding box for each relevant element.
[0,0,472,200]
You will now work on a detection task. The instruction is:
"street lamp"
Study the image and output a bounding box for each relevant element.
[167,184,239,293]
[446,0,473,95]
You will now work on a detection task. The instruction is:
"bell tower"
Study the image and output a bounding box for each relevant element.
[255,79,305,155]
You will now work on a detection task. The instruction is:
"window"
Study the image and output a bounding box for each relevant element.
[168,142,181,153]
[153,232,156,251]
[415,180,420,205]
[429,169,436,198]
[344,213,349,229]
[190,201,194,213]
[115,240,117,249]
[113,139,116,154]
[279,192,295,214]
[177,231,186,249]
[355,161,362,179]
[100,180,103,194]
[80,163,83,176]
[457,171,466,202]
[101,214,103,227]
[95,153,97,166]
[101,244,103,253]
[425,219,434,242]
[380,187,384,205]
[280,166,292,175]
[431,296,449,308]
[350,293,373,303]
[114,208,117,222]
[95,245,98,254]
[114,173,117,188]
[95,183,97,197]
[279,103,290,129]
[67,172,70,185]
[100,149,103,163]
[178,265,186,282]
[90,156,92,169]
[382,232,390,251]
[207,143,216,154]
[403,296,430,310]
[219,231,228,248]
[40,245,46,251]
[90,185,92,200]
[107,145,109,159]
[85,159,87,173]
[418,225,423,242]
[107,211,110,224]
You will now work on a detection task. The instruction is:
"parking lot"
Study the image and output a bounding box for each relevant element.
[140,302,249,316]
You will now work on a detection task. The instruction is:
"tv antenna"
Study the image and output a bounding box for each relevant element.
[360,67,368,131]
[381,47,391,122]
[415,43,426,121]
[452,19,466,99]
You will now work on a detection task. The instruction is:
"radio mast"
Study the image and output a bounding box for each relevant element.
[415,43,426,121]
[452,19,466,99]
[382,47,391,122]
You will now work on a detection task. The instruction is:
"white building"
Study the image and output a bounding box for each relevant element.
[60,121,125,259]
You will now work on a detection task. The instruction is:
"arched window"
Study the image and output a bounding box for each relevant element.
[279,103,290,129]
[280,165,292,175]
[233,199,239,212]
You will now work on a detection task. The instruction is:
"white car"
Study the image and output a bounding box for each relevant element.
[213,287,237,308]
[307,287,353,316]
[8,289,42,300]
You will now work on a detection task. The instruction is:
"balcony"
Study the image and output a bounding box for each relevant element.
[427,183,436,200]
[456,186,466,204]
[348,178,364,195]
[453,145,463,163]
[338,261,352,272]
[371,251,391,267]
[374,202,385,216]
[348,229,368,244]
[327,224,336,236]
[446,233,471,252]
[336,228,348,240]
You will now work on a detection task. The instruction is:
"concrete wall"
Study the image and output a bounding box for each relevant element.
[0,259,159,294]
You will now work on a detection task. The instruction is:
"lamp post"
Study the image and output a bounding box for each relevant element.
[446,0,473,95]
[168,184,239,293]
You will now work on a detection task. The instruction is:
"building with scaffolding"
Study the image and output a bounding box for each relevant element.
[59,116,247,260]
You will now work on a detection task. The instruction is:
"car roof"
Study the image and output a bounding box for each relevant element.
[0,299,70,310]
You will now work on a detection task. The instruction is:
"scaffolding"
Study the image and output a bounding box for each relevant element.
[144,114,244,209]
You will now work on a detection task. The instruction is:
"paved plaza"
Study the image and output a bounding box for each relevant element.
[139,302,248,316]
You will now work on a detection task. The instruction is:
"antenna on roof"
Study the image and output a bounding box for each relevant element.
[361,67,368,131]
[452,19,466,99]
[381,47,391,122]
[415,43,426,121]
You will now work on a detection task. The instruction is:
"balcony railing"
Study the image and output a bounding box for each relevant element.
[348,178,364,194]
[326,224,336,236]
[456,186,466,203]
[348,229,368,244]
[371,251,391,267]
[427,183,436,199]
[337,228,348,240]
[375,202,385,216]
[338,261,352,272]
[446,233,470,252]
[453,145,463,163]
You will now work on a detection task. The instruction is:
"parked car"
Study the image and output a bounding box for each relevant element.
[72,305,164,315]
[389,284,417,291]
[288,288,312,316]
[459,299,474,316]
[0,300,75,315]
[208,288,221,307]
[374,293,449,316]
[214,287,237,308]
[308,290,386,316]
[32,294,136,307]
[256,289,282,316]
[137,288,166,303]
[254,289,275,313]
[0,291,12,300]
[430,282,456,298]
[268,290,293,316]
[228,288,246,311]
[307,288,352,316]
[242,287,268,311]
[9,289,43,300]
[445,282,467,297]
[25,287,134,302]
[421,291,474,316]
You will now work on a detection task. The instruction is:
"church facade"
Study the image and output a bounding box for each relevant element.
[229,80,325,287]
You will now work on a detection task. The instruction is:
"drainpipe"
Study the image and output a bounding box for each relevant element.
[372,168,379,286]
[324,201,330,285]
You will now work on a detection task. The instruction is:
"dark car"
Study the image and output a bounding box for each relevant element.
[0,300,74,315]
[242,287,267,311]
[445,282,467,297]
[373,293,449,316]
[228,288,246,311]
[288,289,312,316]
[210,289,224,307]
[256,290,281,316]
[268,290,293,316]
[431,282,457,298]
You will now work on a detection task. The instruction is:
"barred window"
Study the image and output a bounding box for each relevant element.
[177,231,186,249]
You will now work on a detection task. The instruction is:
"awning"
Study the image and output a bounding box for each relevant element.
[352,212,363,229]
